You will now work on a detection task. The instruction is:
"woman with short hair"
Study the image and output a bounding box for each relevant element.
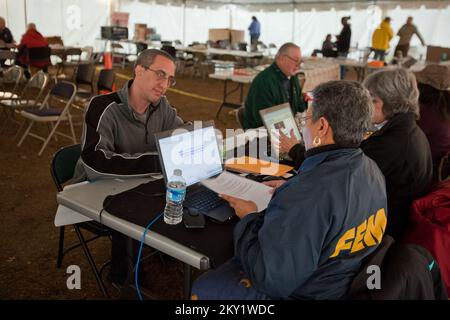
[191,81,388,300]
[361,68,433,240]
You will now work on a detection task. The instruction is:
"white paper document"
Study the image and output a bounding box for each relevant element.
[201,171,272,212]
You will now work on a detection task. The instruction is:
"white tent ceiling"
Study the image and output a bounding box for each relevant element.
[1,0,449,57]
[132,0,450,9]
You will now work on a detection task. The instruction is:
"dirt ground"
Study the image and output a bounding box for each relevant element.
[0,65,245,300]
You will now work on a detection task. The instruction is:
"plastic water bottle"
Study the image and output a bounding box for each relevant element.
[163,169,186,225]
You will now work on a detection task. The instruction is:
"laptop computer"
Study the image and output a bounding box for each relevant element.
[259,103,302,158]
[154,121,234,223]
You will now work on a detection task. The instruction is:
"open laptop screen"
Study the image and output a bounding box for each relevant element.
[156,124,223,187]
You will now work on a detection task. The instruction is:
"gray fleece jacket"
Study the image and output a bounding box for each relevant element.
[73,80,184,182]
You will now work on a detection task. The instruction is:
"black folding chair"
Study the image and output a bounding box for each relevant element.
[51,144,111,297]
[28,46,52,72]
[75,63,95,94]
[74,69,115,109]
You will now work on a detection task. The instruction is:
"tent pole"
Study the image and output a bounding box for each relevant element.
[23,0,28,29]
[229,4,232,29]
[292,2,296,43]
[183,0,186,46]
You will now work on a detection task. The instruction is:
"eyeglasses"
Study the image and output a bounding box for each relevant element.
[142,66,176,87]
[284,54,302,66]
[296,112,313,127]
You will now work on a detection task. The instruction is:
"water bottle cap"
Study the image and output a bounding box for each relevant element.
[173,169,182,176]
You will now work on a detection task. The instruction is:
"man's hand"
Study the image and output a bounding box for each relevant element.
[220,194,257,219]
[262,180,286,194]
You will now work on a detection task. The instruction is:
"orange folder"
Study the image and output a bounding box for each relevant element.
[225,156,294,177]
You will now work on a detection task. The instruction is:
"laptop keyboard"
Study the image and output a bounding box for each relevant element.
[185,188,225,212]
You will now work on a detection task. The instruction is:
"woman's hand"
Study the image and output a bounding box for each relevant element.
[278,129,299,154]
[262,180,286,194]
[220,194,258,219]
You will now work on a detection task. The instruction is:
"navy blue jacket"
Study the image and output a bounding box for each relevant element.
[233,146,388,299]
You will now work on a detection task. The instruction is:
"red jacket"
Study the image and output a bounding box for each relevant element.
[403,180,450,295]
[19,29,48,49]
[17,29,49,68]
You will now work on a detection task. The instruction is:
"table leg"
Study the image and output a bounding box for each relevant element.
[184,263,192,300]
[215,80,245,118]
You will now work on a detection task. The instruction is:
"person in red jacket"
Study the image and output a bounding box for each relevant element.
[17,23,50,77]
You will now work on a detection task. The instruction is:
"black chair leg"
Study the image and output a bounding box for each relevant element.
[56,226,65,268]
[184,263,192,300]
[74,225,109,298]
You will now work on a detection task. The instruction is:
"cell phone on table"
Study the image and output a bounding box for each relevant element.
[183,209,205,229]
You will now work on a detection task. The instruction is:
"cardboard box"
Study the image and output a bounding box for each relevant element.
[208,28,230,42]
[46,36,64,46]
[426,45,450,63]
[230,29,245,44]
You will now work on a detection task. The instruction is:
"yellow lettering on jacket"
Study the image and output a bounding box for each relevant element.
[330,208,387,258]
[364,208,387,246]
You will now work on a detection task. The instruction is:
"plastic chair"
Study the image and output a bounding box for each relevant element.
[51,144,110,297]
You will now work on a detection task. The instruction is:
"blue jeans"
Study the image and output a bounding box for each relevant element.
[338,52,348,79]
[191,258,270,300]
[373,49,386,61]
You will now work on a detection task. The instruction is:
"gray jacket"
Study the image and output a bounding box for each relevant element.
[73,80,184,182]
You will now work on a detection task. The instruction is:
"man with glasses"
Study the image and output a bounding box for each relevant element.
[243,42,306,129]
[73,49,183,287]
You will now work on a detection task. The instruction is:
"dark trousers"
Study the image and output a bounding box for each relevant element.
[110,230,139,285]
[394,44,410,58]
[250,34,260,52]
[191,258,270,300]
[338,51,348,79]
[373,49,386,61]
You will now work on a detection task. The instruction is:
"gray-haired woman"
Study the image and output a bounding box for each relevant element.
[191,81,388,300]
[361,68,433,240]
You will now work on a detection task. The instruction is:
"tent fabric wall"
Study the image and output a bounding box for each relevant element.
[121,1,184,43]
[119,0,450,56]
[1,0,449,56]
[0,0,109,47]
[1,0,26,43]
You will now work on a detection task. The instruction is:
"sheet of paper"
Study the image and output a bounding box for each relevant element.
[201,171,272,212]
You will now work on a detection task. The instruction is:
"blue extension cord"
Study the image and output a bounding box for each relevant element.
[135,212,164,300]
